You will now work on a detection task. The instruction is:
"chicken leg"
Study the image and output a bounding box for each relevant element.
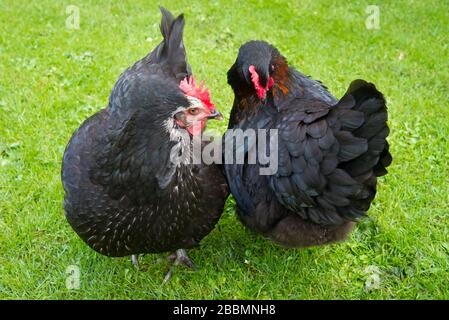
[163,249,197,284]
[131,254,139,269]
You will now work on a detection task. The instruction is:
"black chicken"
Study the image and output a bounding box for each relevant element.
[225,41,392,247]
[61,8,227,280]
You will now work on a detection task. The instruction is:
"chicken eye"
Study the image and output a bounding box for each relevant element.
[188,108,199,115]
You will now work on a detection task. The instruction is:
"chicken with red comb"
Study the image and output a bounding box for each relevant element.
[225,40,392,247]
[62,7,228,282]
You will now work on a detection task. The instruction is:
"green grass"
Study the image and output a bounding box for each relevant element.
[1,0,448,299]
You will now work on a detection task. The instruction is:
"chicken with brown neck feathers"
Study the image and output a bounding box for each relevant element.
[61,8,228,281]
[225,40,392,247]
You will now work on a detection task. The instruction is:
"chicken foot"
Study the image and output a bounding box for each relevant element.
[163,249,197,284]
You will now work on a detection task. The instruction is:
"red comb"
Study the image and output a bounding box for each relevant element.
[179,76,215,110]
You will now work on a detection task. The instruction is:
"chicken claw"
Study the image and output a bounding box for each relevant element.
[163,249,197,284]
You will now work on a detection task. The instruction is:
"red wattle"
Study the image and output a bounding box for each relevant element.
[249,65,275,99]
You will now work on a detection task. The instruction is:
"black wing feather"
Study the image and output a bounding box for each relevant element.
[269,80,391,225]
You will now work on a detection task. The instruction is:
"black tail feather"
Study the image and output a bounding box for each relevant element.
[373,141,392,176]
[133,7,192,82]
[339,79,392,178]
[155,8,191,81]
[159,6,175,40]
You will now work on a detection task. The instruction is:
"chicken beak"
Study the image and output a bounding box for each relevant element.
[208,109,224,121]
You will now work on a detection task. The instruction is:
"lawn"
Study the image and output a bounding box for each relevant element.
[0,0,448,299]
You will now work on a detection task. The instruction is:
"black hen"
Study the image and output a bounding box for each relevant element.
[62,8,228,279]
[225,41,392,247]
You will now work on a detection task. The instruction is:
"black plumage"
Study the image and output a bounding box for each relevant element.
[225,40,392,247]
[61,8,228,272]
